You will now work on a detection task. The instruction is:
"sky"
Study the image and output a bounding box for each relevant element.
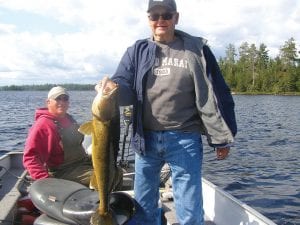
[0,0,299,86]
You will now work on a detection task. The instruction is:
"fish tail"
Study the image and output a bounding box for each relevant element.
[90,210,115,225]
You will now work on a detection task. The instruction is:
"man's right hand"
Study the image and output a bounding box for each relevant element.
[95,76,118,94]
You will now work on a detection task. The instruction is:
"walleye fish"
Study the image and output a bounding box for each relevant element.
[79,85,121,225]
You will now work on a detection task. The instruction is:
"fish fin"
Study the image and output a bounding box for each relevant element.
[89,171,98,191]
[78,121,93,135]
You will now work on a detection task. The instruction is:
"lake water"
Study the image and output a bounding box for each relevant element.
[0,91,299,225]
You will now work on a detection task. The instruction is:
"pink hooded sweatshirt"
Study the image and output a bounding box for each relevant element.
[23,108,72,179]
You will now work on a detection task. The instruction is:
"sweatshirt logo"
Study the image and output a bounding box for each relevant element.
[153,57,188,76]
[154,67,170,76]
[161,57,188,68]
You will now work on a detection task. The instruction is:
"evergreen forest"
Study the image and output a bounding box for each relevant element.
[219,37,299,94]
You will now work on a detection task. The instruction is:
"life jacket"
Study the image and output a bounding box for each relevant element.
[52,115,87,169]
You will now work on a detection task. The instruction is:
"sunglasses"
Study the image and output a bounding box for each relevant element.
[148,12,175,21]
[55,95,69,102]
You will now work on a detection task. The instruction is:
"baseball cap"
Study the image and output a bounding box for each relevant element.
[147,0,177,12]
[47,86,69,99]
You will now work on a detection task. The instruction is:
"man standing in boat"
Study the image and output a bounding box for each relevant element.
[98,0,237,224]
[23,86,93,186]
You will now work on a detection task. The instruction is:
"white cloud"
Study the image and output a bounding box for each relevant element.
[0,0,299,85]
[0,23,16,33]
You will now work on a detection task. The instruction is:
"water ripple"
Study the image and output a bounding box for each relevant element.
[1,92,300,225]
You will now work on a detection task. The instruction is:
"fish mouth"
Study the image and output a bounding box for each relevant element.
[99,83,118,98]
[91,85,119,122]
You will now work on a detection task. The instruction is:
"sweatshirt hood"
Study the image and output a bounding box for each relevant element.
[34,108,57,121]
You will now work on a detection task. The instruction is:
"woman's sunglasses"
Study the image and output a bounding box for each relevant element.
[148,12,175,21]
[55,95,69,102]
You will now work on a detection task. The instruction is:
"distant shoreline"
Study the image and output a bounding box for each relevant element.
[0,84,299,95]
[0,84,94,91]
[232,92,300,96]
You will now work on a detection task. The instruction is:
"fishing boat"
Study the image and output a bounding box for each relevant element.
[0,150,277,225]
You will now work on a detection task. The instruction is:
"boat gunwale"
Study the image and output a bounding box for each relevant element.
[0,151,28,224]
[202,178,277,225]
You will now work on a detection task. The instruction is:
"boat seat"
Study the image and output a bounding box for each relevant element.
[34,214,68,225]
[30,178,135,225]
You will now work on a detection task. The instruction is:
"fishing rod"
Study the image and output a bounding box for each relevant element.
[119,106,132,168]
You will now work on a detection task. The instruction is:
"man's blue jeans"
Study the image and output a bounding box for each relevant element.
[134,130,204,225]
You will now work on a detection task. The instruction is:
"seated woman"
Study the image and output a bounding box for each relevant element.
[23,86,93,186]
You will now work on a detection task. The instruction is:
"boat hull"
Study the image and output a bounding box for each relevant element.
[0,152,277,225]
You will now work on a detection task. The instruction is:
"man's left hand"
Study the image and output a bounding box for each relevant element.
[216,147,230,160]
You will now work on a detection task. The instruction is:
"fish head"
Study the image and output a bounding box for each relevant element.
[92,85,118,122]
